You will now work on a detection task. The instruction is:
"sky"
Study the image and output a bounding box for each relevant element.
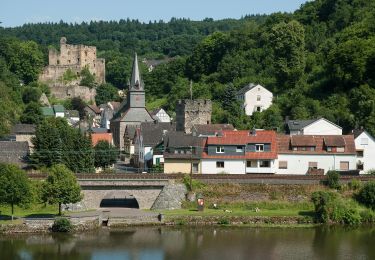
[0,0,309,28]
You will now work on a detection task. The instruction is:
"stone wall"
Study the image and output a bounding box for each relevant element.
[176,99,212,133]
[50,84,96,102]
[151,183,187,210]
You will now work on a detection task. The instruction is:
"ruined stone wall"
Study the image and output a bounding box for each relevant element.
[50,84,96,102]
[176,99,212,133]
[39,37,105,86]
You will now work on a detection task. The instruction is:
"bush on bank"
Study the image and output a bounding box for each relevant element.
[52,218,72,232]
[355,181,375,210]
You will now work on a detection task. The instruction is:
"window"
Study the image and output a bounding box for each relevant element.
[255,144,264,152]
[258,87,260,91]
[156,158,160,165]
[192,163,199,173]
[216,161,224,168]
[357,163,364,170]
[236,146,243,152]
[340,161,349,171]
[356,150,364,157]
[293,147,298,151]
[279,161,288,169]
[260,160,270,168]
[216,146,225,153]
[310,147,316,151]
[257,95,261,101]
[337,147,345,153]
[247,160,257,168]
[256,106,261,112]
[361,138,368,145]
[308,162,318,169]
[301,147,306,151]
[327,147,332,152]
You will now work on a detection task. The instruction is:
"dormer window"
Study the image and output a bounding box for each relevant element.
[216,146,225,153]
[255,144,264,152]
[337,147,345,152]
[327,147,332,152]
[236,146,243,152]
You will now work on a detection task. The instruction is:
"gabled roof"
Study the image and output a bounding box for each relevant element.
[323,136,346,147]
[236,83,271,95]
[11,124,36,135]
[202,130,277,160]
[164,132,203,159]
[291,135,317,147]
[53,105,65,113]
[287,118,342,132]
[91,133,113,146]
[192,124,234,136]
[86,105,101,114]
[277,134,356,155]
[150,108,163,116]
[42,107,54,116]
[140,122,175,147]
[0,141,29,168]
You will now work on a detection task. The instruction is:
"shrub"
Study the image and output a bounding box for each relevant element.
[356,181,375,210]
[311,191,361,225]
[52,218,73,232]
[182,175,206,191]
[360,209,375,223]
[217,218,230,225]
[348,179,362,190]
[366,169,375,175]
[326,171,340,189]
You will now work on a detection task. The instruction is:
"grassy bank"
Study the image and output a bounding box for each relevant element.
[0,204,60,224]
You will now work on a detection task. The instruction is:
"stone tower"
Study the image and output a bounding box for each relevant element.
[176,99,212,133]
[110,53,154,150]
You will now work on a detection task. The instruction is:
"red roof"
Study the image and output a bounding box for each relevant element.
[277,134,356,155]
[91,133,113,146]
[202,130,278,160]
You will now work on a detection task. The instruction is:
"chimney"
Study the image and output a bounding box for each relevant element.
[250,128,256,136]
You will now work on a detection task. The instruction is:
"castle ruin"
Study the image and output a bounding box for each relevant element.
[39,37,105,101]
[176,99,212,133]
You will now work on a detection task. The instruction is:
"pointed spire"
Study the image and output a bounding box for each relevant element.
[130,52,142,90]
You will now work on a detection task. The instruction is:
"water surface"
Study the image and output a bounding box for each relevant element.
[0,226,374,260]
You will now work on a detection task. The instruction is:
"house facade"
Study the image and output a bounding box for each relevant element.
[150,108,171,123]
[201,130,278,174]
[277,135,357,175]
[354,130,375,174]
[236,84,273,116]
[287,118,342,136]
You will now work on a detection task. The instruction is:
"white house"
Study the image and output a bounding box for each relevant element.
[276,135,357,175]
[201,130,278,174]
[354,130,375,174]
[287,118,342,136]
[150,108,171,123]
[236,83,273,116]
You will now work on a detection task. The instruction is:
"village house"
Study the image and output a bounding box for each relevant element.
[163,132,203,174]
[236,83,273,116]
[99,101,120,129]
[91,132,114,146]
[353,129,375,174]
[85,104,101,126]
[10,124,36,149]
[201,129,278,174]
[123,125,138,156]
[150,108,171,123]
[286,118,342,136]
[133,122,175,170]
[0,141,30,169]
[276,134,357,175]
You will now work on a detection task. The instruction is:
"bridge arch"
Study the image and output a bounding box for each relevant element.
[99,191,140,208]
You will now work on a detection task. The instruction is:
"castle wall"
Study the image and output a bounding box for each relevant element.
[50,84,96,102]
[176,99,212,133]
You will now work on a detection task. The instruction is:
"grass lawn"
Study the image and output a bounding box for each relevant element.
[159,208,313,217]
[0,204,58,219]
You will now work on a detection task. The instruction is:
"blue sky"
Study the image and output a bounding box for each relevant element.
[1,0,308,28]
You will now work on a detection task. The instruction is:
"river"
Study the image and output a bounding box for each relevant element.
[0,226,374,260]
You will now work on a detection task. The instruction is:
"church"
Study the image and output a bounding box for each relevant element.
[110,53,154,150]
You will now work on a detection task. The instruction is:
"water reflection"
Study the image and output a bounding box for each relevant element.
[0,226,374,260]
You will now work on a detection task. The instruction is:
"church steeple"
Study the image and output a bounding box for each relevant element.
[130,53,143,91]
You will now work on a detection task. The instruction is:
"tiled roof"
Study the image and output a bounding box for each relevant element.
[164,132,203,159]
[86,105,101,114]
[91,133,113,146]
[11,124,36,134]
[192,124,234,136]
[202,130,277,160]
[323,136,346,147]
[290,135,317,146]
[140,122,175,147]
[0,141,29,167]
[277,134,356,155]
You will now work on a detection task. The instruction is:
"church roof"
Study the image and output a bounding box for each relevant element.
[130,53,143,90]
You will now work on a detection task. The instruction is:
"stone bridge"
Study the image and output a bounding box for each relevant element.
[77,178,186,210]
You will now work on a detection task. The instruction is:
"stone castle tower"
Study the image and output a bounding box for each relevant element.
[110,53,154,150]
[39,37,105,84]
[176,99,212,133]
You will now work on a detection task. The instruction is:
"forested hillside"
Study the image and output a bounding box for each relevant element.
[1,0,375,136]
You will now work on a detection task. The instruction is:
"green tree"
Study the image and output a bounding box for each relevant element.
[22,86,42,104]
[94,140,119,170]
[71,97,87,120]
[42,164,82,215]
[95,83,119,105]
[20,102,43,125]
[80,66,96,88]
[0,164,32,220]
[268,20,306,88]
[356,181,375,210]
